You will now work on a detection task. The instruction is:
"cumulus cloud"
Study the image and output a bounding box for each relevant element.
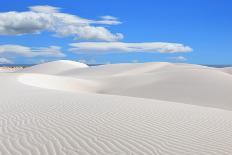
[169,56,187,61]
[0,5,123,41]
[69,42,193,53]
[0,45,65,57]
[0,57,13,64]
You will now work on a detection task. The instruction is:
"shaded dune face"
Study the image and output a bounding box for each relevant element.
[1,60,232,154]
[96,64,232,110]
[18,73,99,92]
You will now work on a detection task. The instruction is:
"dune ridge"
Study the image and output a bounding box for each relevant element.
[19,60,88,75]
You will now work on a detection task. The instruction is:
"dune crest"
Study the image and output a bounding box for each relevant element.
[19,60,88,75]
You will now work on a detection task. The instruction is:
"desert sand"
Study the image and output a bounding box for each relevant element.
[221,67,232,75]
[0,67,23,73]
[1,60,232,154]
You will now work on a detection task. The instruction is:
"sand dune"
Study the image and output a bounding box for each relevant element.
[221,67,232,75]
[19,60,88,75]
[58,62,172,77]
[97,64,232,109]
[1,60,232,154]
[18,61,232,109]
[48,62,232,110]
[18,73,99,93]
[0,67,23,73]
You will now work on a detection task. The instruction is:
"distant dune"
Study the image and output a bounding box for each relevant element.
[0,66,24,72]
[1,60,232,154]
[19,60,88,74]
[221,67,232,75]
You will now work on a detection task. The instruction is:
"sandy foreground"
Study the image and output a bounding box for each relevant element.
[1,60,232,155]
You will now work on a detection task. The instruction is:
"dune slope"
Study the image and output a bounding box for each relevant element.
[54,62,232,110]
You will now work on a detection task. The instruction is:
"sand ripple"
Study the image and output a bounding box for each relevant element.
[1,92,232,154]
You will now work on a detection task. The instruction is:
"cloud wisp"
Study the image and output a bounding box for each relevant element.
[0,5,123,41]
[169,56,187,62]
[69,42,193,53]
[0,45,65,57]
[0,57,13,64]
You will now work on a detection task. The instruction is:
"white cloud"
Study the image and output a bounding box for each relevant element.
[0,45,65,57]
[0,57,13,64]
[29,5,61,13]
[78,59,87,64]
[69,42,193,53]
[100,16,118,20]
[169,56,187,61]
[38,59,49,64]
[78,59,96,64]
[0,5,123,41]
[131,60,139,63]
[95,16,121,25]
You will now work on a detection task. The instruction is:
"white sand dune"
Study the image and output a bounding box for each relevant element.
[19,60,88,75]
[1,60,232,154]
[54,62,232,110]
[98,64,232,109]
[0,67,23,73]
[18,73,99,93]
[221,67,232,75]
[58,62,172,77]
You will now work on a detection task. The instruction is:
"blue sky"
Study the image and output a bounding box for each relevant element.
[0,0,231,64]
